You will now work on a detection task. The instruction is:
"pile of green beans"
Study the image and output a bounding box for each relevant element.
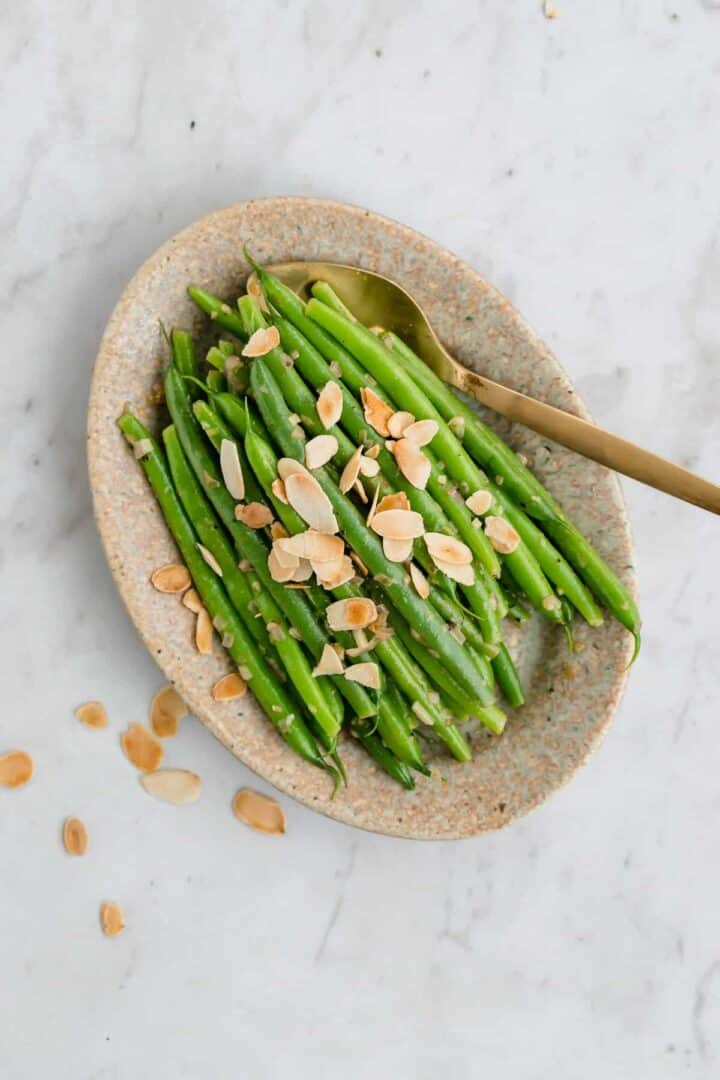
[117,254,640,793]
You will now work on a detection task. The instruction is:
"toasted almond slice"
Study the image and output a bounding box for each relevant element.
[305,434,338,470]
[316,381,343,429]
[75,701,109,729]
[433,557,475,586]
[403,419,439,447]
[339,446,363,494]
[326,597,378,631]
[312,644,345,677]
[424,533,473,565]
[409,563,430,599]
[271,541,299,570]
[394,439,431,490]
[366,482,382,528]
[383,536,414,563]
[315,555,355,589]
[232,789,286,834]
[277,530,344,563]
[63,817,88,855]
[140,768,202,804]
[360,387,394,436]
[370,508,425,539]
[151,563,190,593]
[350,551,369,576]
[197,543,223,576]
[268,547,299,582]
[284,473,339,534]
[241,325,280,357]
[353,478,368,504]
[465,490,493,516]
[100,901,125,937]
[485,515,521,555]
[377,491,411,514]
[121,723,164,772]
[271,478,288,505]
[388,410,415,438]
[365,443,381,460]
[212,672,248,701]
[195,608,214,654]
[270,521,289,541]
[0,751,33,788]
[182,588,203,613]
[219,438,245,500]
[247,272,269,312]
[150,685,187,738]
[291,558,314,582]
[344,662,381,690]
[277,457,309,481]
[235,502,274,528]
[359,456,380,478]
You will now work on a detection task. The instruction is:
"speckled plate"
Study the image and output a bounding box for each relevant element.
[88,197,636,840]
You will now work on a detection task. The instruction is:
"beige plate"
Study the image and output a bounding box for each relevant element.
[88,197,636,840]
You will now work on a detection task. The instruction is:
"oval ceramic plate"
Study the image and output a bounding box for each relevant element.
[88,197,636,840]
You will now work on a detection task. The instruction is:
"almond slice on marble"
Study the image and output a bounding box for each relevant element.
[63,817,88,855]
[394,439,431,490]
[343,662,381,690]
[339,446,363,493]
[326,597,378,631]
[387,410,415,438]
[219,438,245,500]
[377,491,411,514]
[235,502,274,528]
[312,644,345,677]
[278,530,344,563]
[121,723,164,772]
[271,478,288,504]
[315,555,355,589]
[409,563,430,599]
[212,673,247,701]
[140,768,202,805]
[358,455,380,478]
[232,789,286,835]
[284,473,339,534]
[268,547,299,582]
[465,490,493,516]
[277,457,309,481]
[316,381,343,429]
[370,508,425,539]
[0,751,34,788]
[197,543,223,576]
[75,701,109,729]
[360,387,394,436]
[241,325,280,357]
[424,533,473,565]
[402,419,438,447]
[305,434,338,470]
[100,901,125,937]
[150,686,187,738]
[195,608,214,654]
[432,557,475,586]
[181,588,203,613]
[485,515,521,555]
[383,536,414,563]
[151,564,190,593]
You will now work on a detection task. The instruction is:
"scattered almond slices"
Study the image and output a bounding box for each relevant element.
[181,588,203,613]
[235,502,274,528]
[339,446,363,493]
[284,472,339,534]
[409,563,430,599]
[268,547,298,582]
[277,457,309,481]
[219,438,245,500]
[393,438,431,490]
[316,381,343,429]
[121,723,164,772]
[343,662,381,690]
[326,597,377,631]
[465,489,493,516]
[150,685,187,738]
[232,789,286,835]
[432,557,475,586]
[387,410,415,438]
[212,673,248,701]
[276,530,344,563]
[0,750,34,789]
[100,901,125,937]
[314,554,354,588]
[195,608,214,654]
[377,491,411,514]
[383,536,414,563]
[312,643,345,677]
[75,701,109,729]
[150,563,190,593]
[402,419,439,447]
[63,817,88,855]
[370,508,425,539]
[197,543,223,576]
[358,455,380,478]
[424,533,473,565]
[241,325,280,357]
[305,434,338,470]
[485,515,521,555]
[140,768,202,805]
[360,387,394,436]
[271,477,288,504]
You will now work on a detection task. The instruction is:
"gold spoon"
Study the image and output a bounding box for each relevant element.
[254,260,720,515]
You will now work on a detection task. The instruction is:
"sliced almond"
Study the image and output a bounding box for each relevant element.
[465,490,493,516]
[197,543,223,576]
[241,325,280,357]
[121,723,164,772]
[350,551,369,576]
[394,439,431,490]
[291,558,314,582]
[246,273,269,312]
[353,478,368,504]
[366,482,382,528]
[315,555,355,589]
[377,491,410,514]
[359,456,380,478]
[409,563,430,599]
[195,608,214,654]
[0,751,33,789]
[383,536,414,563]
[326,597,377,631]
[277,457,309,481]
[432,557,475,586]
[485,515,521,555]
[370,508,425,539]
[268,547,299,582]
[219,439,245,500]
[150,685,187,738]
[278,530,344,563]
[63,817,88,855]
[425,533,473,565]
[316,381,343,429]
[235,502,274,528]
[212,673,247,701]
[232,789,286,835]
[343,662,381,690]
[388,410,415,438]
[365,443,381,460]
[150,564,190,593]
[312,644,345,677]
[403,419,439,447]
[270,522,288,541]
[284,472,339,534]
[140,769,202,804]
[182,588,203,613]
[271,478,288,504]
[100,901,125,937]
[339,446,363,494]
[75,701,109,729]
[360,387,394,436]
[305,434,338,470]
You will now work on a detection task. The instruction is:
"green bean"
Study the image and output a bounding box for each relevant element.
[350,721,416,790]
[170,330,199,398]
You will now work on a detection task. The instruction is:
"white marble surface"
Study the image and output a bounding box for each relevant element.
[3,2,720,1077]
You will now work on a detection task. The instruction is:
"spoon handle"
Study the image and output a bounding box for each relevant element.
[457,368,720,515]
